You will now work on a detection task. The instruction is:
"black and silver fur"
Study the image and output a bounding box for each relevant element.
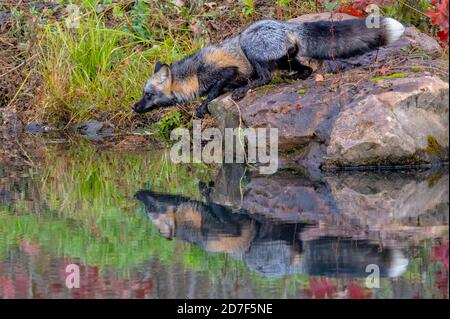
[132,17,405,117]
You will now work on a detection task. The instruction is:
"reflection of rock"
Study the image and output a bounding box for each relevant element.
[325,171,449,225]
[242,173,338,223]
[209,13,449,172]
[73,120,114,141]
[302,238,409,278]
[209,164,248,210]
[211,164,449,245]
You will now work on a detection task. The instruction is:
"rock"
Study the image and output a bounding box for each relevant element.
[208,13,449,173]
[323,76,449,167]
[138,164,447,279]
[25,122,51,134]
[74,120,114,141]
[403,26,444,57]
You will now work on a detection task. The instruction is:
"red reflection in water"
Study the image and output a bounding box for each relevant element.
[305,277,336,299]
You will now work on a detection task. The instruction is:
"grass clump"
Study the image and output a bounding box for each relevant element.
[37,12,195,127]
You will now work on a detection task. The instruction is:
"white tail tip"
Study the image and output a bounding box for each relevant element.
[383,17,405,44]
[388,250,409,278]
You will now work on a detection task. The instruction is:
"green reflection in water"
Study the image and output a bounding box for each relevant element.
[0,141,447,298]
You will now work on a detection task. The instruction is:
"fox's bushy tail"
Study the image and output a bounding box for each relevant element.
[298,17,405,60]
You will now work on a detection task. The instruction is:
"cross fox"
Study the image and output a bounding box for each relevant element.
[135,187,409,278]
[132,17,405,118]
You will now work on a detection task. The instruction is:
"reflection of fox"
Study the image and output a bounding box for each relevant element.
[135,188,409,278]
[132,17,405,117]
[135,190,257,254]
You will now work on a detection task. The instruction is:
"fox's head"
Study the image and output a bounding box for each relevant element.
[135,190,176,239]
[132,61,177,114]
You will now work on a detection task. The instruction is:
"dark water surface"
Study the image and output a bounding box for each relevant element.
[0,140,448,299]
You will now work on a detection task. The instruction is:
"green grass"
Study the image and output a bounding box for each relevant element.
[37,15,195,126]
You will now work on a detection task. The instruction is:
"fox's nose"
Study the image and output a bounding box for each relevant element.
[131,103,137,111]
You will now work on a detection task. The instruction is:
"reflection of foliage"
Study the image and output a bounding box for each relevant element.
[0,143,216,271]
[0,143,315,298]
[403,240,449,298]
[305,277,336,298]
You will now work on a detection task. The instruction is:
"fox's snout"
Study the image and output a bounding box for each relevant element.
[131,101,142,113]
[131,96,149,114]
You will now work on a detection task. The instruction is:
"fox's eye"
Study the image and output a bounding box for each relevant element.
[145,92,153,99]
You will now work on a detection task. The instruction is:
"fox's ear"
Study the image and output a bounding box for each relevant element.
[154,61,164,73]
[153,64,172,86]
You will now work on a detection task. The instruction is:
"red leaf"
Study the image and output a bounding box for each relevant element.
[425,0,449,44]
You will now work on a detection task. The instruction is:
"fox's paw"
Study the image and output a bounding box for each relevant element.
[298,67,313,80]
[285,67,313,81]
[231,88,248,101]
[195,106,207,119]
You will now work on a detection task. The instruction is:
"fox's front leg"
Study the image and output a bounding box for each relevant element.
[196,68,236,118]
[231,62,272,100]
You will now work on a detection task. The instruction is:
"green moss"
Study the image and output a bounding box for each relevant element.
[370,73,407,82]
[271,75,285,84]
[410,66,423,73]
[427,173,443,188]
[258,83,276,90]
[425,135,443,156]
[297,89,306,94]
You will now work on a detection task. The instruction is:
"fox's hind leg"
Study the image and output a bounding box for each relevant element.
[231,62,272,100]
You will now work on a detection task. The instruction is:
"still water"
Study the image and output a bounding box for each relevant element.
[0,139,448,299]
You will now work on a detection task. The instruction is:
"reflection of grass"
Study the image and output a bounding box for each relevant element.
[0,142,216,270]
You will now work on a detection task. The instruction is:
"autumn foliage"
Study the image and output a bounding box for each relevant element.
[321,0,449,46]
[425,0,449,44]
